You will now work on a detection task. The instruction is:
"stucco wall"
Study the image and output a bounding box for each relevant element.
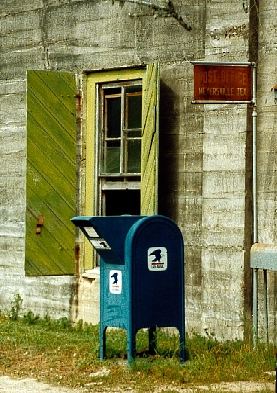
[0,0,276,342]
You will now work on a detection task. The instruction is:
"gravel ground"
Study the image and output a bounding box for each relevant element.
[0,376,77,393]
[0,376,275,393]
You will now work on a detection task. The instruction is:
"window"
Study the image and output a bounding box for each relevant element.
[101,82,142,176]
[84,64,159,269]
[98,80,142,216]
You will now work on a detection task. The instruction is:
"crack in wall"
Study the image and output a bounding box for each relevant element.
[112,0,192,31]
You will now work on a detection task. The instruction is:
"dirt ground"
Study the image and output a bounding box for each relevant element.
[0,375,275,393]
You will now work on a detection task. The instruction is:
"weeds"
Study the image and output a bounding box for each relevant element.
[0,313,275,391]
[8,294,23,320]
[23,311,40,325]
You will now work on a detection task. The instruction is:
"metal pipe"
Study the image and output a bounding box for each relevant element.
[264,269,269,344]
[253,267,258,347]
[252,63,257,244]
[251,65,269,346]
[252,63,258,346]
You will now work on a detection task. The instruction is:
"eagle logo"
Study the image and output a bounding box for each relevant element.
[149,249,162,262]
[148,247,168,271]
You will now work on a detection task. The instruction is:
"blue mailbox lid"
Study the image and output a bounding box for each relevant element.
[71,215,145,263]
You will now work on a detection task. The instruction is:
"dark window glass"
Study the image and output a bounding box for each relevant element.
[104,140,120,173]
[104,190,140,215]
[106,96,121,138]
[127,94,142,129]
[127,139,141,173]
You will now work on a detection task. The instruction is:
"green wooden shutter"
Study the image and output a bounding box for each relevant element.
[141,63,160,215]
[26,71,77,276]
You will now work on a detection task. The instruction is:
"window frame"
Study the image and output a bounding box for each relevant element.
[83,64,159,271]
[99,80,143,177]
[86,69,145,218]
[84,68,145,270]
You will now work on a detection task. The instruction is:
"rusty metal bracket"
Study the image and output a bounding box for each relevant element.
[36,214,44,235]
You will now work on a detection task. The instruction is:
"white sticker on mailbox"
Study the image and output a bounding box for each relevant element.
[90,238,111,250]
[109,270,122,294]
[148,247,168,271]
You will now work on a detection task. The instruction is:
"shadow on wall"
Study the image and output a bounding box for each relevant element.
[158,81,180,220]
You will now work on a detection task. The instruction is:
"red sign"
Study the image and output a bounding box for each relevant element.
[193,64,252,103]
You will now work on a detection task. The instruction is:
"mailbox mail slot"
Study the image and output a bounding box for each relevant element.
[71,215,185,363]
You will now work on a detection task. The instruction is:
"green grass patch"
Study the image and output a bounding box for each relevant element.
[0,314,275,392]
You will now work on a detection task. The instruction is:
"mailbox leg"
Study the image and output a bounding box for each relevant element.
[127,329,136,364]
[179,326,186,363]
[100,325,107,360]
[149,327,157,355]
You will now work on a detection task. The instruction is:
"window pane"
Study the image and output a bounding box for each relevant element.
[103,87,121,95]
[104,190,140,215]
[126,85,141,93]
[127,129,141,138]
[106,97,121,138]
[127,94,142,129]
[105,141,120,173]
[127,139,141,173]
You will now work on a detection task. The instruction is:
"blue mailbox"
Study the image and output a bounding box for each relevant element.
[71,215,185,363]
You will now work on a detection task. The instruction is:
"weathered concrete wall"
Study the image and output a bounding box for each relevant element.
[0,0,276,341]
[256,0,277,342]
[0,0,203,320]
[200,0,250,340]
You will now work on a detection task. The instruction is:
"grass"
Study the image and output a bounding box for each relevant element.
[0,313,275,392]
